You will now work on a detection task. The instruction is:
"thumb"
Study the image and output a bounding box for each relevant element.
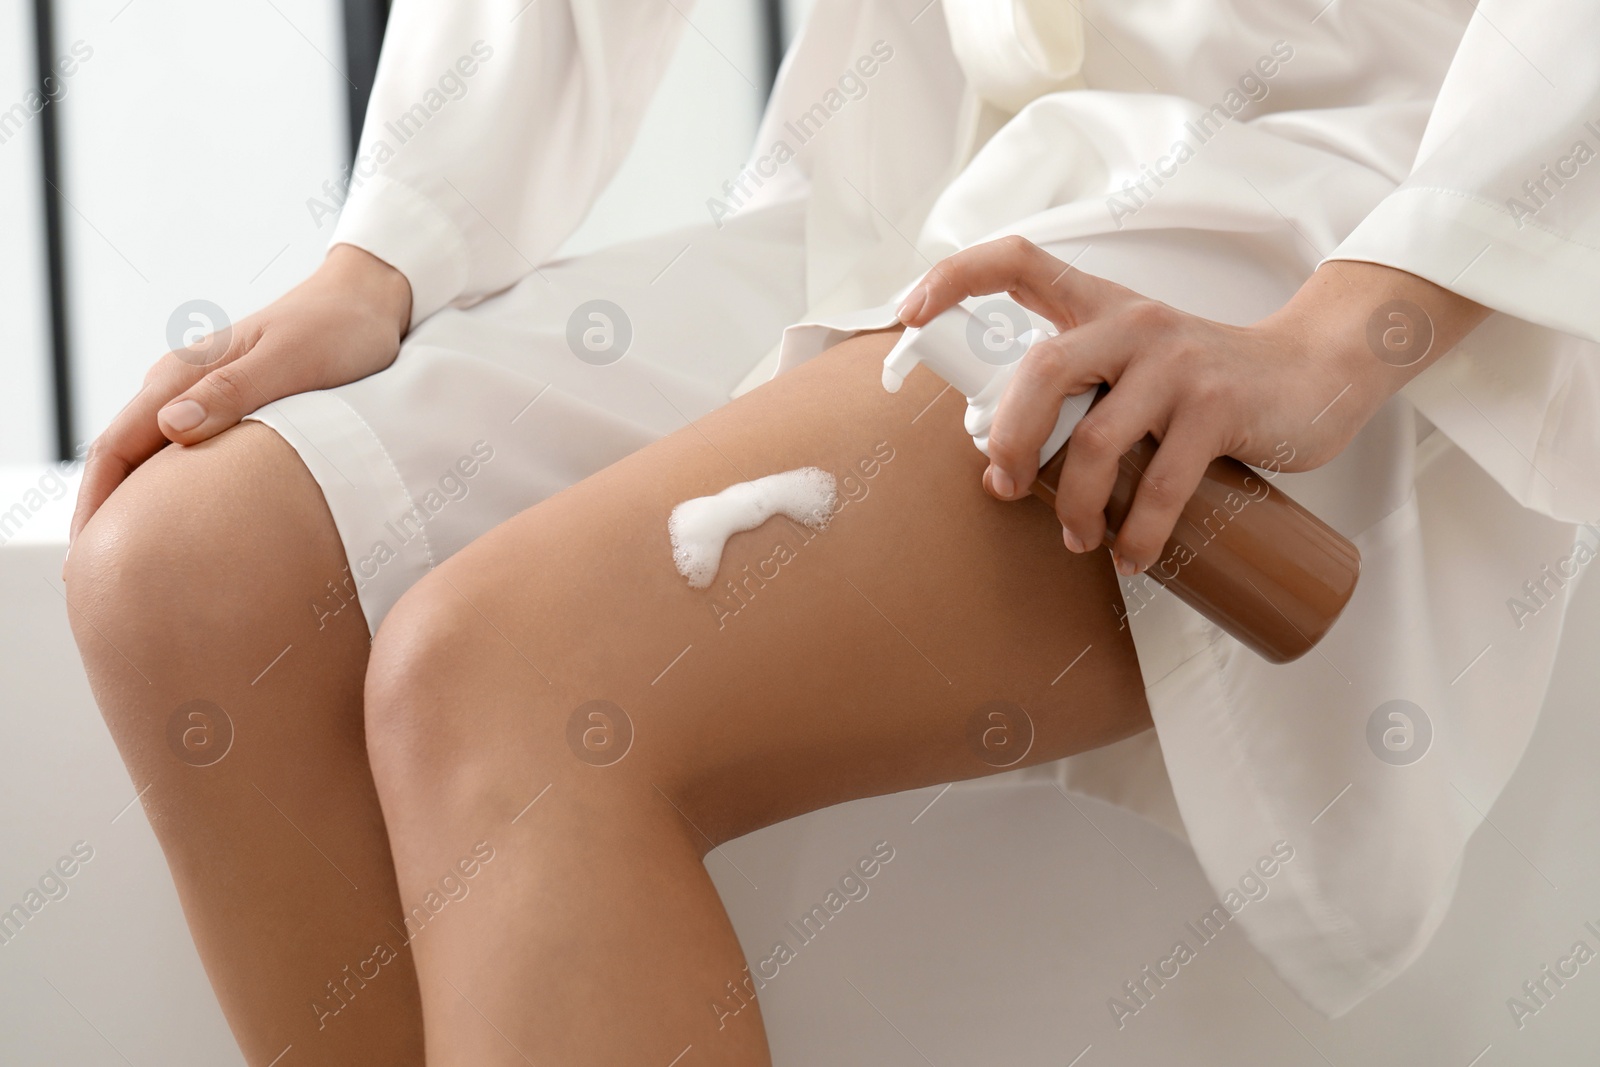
[155,337,287,445]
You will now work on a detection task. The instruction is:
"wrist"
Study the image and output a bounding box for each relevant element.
[321,242,413,337]
[1267,259,1491,415]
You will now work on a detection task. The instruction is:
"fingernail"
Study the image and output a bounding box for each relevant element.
[160,399,206,432]
[896,286,927,323]
[988,465,1015,498]
[1062,527,1083,552]
[1114,552,1137,577]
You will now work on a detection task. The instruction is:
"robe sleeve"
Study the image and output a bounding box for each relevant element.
[1323,0,1600,343]
[327,0,692,328]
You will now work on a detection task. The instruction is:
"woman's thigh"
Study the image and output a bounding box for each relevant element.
[368,328,1151,847]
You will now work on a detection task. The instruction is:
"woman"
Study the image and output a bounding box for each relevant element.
[63,0,1600,1063]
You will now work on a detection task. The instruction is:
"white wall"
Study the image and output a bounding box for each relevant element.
[0,0,56,464]
[53,0,349,454]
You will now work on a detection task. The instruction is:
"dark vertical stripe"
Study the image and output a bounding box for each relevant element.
[760,0,785,97]
[341,0,390,157]
[31,0,74,461]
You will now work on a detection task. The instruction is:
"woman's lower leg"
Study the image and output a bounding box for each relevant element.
[64,422,425,1065]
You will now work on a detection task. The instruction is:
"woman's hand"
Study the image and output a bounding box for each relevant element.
[67,243,413,550]
[896,236,1490,576]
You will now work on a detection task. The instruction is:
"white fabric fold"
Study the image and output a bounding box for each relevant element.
[942,0,1086,113]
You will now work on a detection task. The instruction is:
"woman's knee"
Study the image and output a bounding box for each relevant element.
[362,548,671,817]
[362,570,536,806]
[362,577,456,757]
[64,421,354,701]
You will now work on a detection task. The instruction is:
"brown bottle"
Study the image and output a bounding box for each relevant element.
[1029,422,1360,664]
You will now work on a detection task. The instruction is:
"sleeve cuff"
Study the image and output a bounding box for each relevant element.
[1322,186,1600,345]
[328,173,471,330]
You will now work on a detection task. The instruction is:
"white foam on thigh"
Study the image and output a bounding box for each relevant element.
[668,468,839,589]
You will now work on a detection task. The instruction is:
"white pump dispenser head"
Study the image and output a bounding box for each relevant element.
[882,297,1095,469]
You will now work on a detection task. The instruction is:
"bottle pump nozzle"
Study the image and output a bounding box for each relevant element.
[883,297,1095,468]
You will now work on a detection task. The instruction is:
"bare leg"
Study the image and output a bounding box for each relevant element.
[363,330,1152,1065]
[65,422,424,1065]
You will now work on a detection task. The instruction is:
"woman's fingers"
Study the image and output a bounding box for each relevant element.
[895,235,1230,571]
[1053,365,1174,556]
[153,325,276,443]
[68,325,261,548]
[1108,417,1219,574]
[898,235,1117,329]
[66,346,215,547]
[69,384,165,549]
[983,318,1130,498]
